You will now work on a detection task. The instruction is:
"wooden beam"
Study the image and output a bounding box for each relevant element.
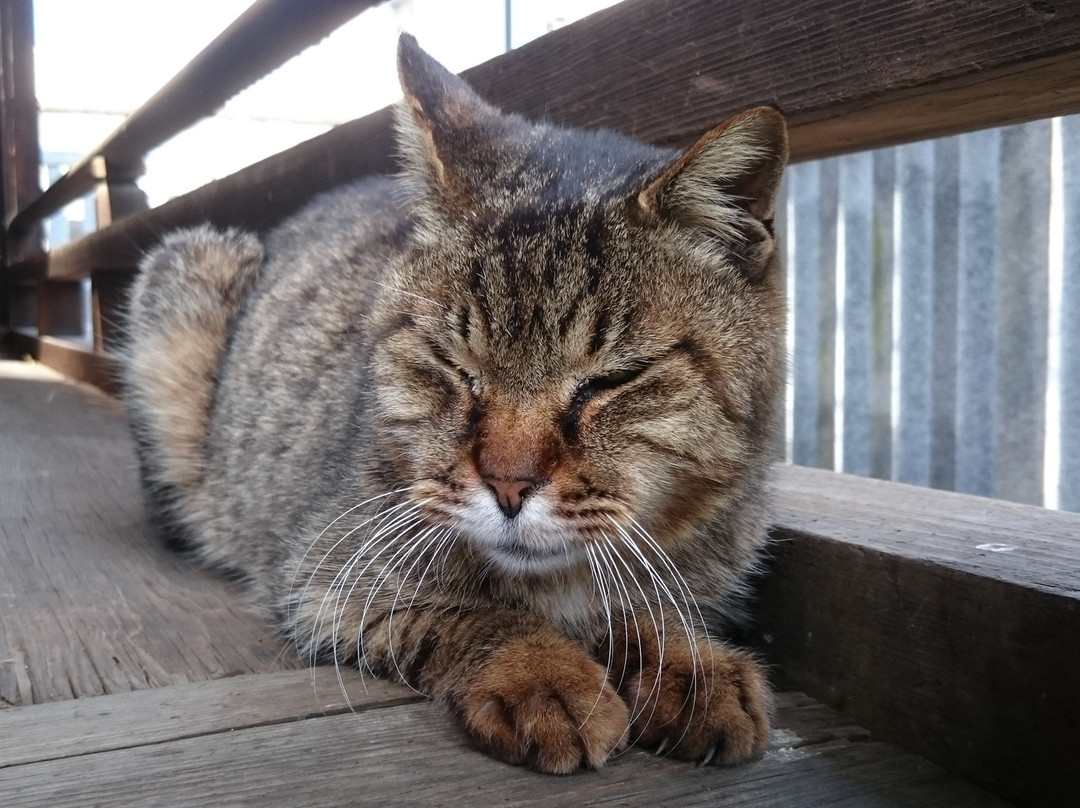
[5,0,381,235]
[26,0,1080,282]
[467,0,1080,159]
[755,464,1080,808]
[37,107,397,281]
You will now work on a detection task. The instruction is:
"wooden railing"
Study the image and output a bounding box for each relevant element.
[2,0,382,387]
[1,1,1079,805]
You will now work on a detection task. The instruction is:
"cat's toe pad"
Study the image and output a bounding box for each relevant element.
[460,638,629,774]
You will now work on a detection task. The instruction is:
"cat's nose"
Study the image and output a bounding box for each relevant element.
[483,478,534,519]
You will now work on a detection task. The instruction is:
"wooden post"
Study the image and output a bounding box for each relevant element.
[786,161,825,468]
[36,280,83,338]
[955,129,1001,497]
[1061,115,1080,512]
[89,157,146,355]
[839,151,875,477]
[92,156,148,228]
[0,0,41,262]
[1,0,42,349]
[893,140,936,485]
[91,268,131,354]
[929,135,961,493]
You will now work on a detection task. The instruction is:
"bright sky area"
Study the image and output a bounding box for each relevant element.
[33,0,622,212]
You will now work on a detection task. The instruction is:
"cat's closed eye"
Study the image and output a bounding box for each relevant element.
[560,364,648,443]
[576,366,646,402]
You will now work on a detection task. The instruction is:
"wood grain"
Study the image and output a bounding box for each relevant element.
[468,0,1080,157]
[0,690,1008,808]
[757,464,1080,808]
[0,669,422,769]
[0,361,299,707]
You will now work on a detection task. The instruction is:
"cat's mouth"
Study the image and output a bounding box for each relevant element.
[485,537,573,575]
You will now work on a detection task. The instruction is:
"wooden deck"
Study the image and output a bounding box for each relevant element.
[0,359,1013,806]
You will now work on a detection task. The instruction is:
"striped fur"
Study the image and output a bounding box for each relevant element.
[124,35,788,773]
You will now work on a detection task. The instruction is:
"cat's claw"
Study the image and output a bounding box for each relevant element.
[699,741,719,767]
[622,641,771,766]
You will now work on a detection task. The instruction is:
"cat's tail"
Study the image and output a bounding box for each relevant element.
[123,226,263,549]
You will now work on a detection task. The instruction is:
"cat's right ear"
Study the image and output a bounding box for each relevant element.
[637,107,789,276]
[395,34,500,208]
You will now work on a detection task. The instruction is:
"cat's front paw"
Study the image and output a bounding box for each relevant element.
[621,639,771,765]
[459,636,629,774]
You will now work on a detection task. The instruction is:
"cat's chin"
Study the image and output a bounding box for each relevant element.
[482,538,577,576]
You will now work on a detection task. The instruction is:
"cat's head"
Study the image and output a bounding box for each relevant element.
[369,35,788,576]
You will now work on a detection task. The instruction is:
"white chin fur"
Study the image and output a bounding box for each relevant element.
[454,489,579,575]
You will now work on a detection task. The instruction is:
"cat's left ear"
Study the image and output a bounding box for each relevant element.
[637,107,789,273]
[395,34,501,205]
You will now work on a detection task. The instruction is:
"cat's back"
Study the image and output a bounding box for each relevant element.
[205,176,411,543]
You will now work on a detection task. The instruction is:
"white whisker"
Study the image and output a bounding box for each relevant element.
[383,524,451,693]
[601,534,666,731]
[616,516,713,747]
[578,544,615,732]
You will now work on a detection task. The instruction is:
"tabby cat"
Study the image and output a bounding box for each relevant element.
[124,35,788,774]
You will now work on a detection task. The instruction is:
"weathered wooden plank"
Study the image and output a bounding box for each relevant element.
[0,669,422,769]
[994,122,1050,505]
[0,684,851,772]
[0,361,299,707]
[0,692,1008,808]
[773,465,1080,592]
[1062,115,1080,511]
[893,140,936,485]
[784,162,824,467]
[838,152,874,477]
[758,464,1080,808]
[23,0,1080,283]
[955,130,1001,497]
[6,0,382,235]
[929,137,962,493]
[869,149,895,482]
[473,0,1080,159]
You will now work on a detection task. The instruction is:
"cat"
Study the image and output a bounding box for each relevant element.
[123,34,788,774]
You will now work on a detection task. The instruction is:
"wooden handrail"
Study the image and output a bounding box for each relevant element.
[6,0,380,235]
